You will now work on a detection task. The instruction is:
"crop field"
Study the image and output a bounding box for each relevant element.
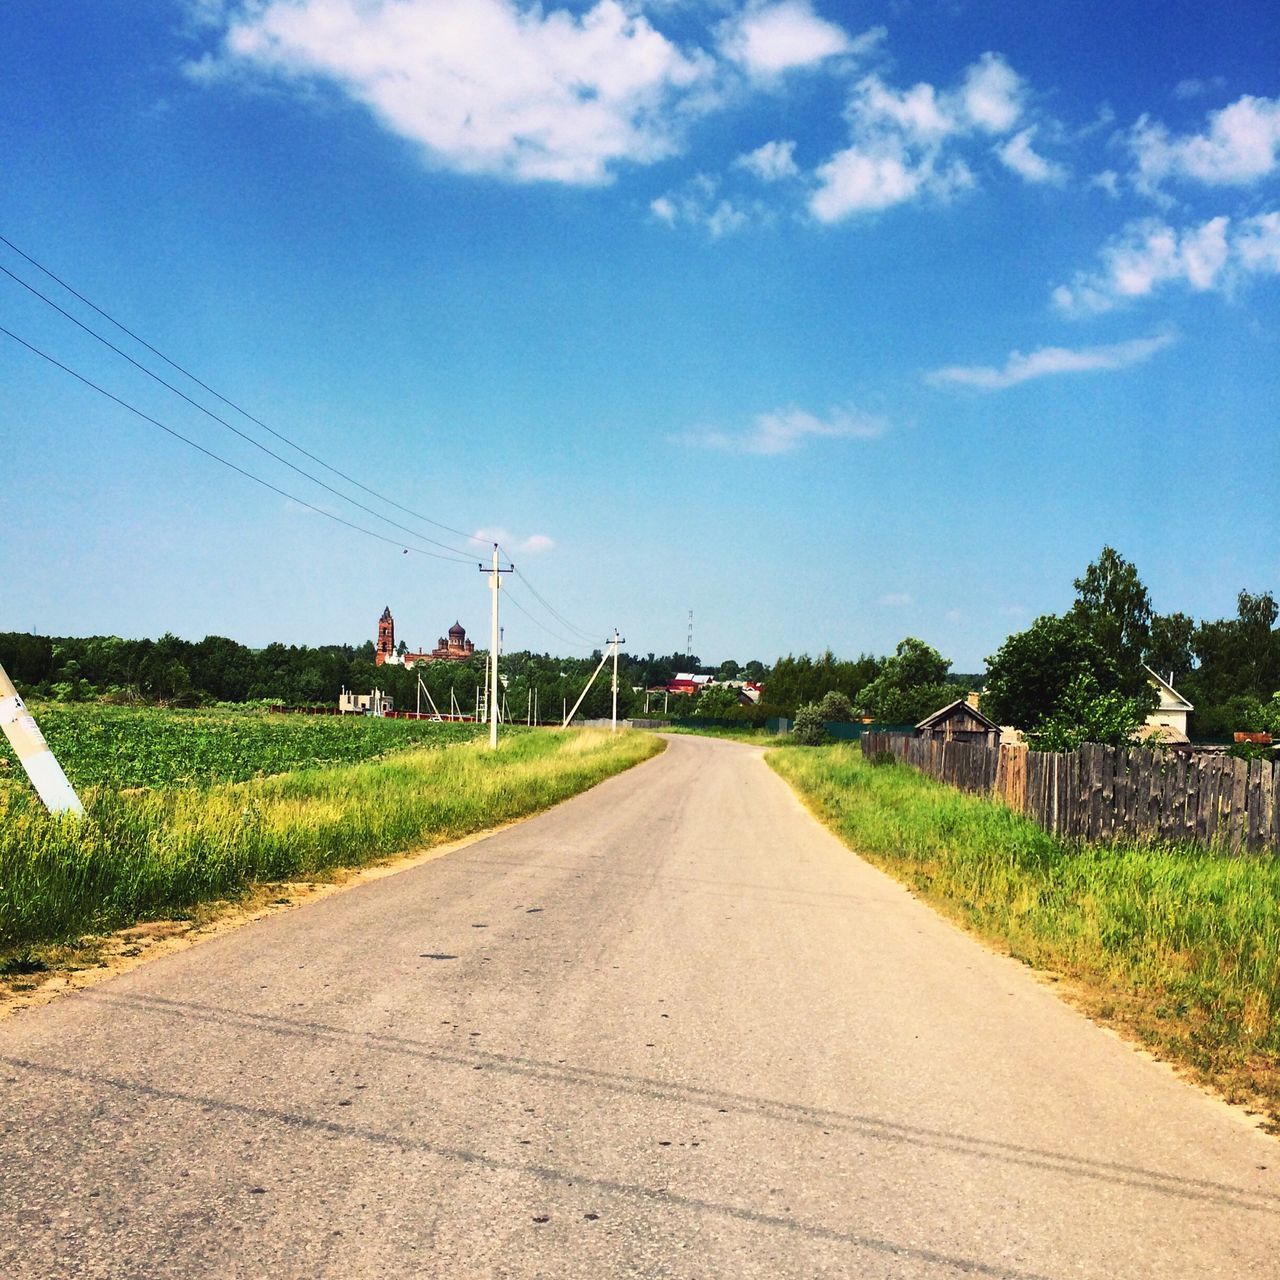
[0,703,481,792]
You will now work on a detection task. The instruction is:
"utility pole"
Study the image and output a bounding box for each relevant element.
[0,662,83,815]
[478,543,513,750]
[610,629,626,733]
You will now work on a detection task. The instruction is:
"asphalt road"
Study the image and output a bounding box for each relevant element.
[2,734,1278,1279]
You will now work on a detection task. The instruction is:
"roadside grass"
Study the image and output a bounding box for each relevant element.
[769,744,1280,1127]
[0,729,662,953]
[0,702,481,792]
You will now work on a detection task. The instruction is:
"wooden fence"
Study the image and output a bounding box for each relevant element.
[860,733,1280,853]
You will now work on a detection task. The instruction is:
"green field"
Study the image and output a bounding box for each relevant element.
[0,703,481,792]
[769,743,1280,1125]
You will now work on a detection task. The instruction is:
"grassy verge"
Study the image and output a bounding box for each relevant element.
[0,728,661,953]
[769,744,1280,1127]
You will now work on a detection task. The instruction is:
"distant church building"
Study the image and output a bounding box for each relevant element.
[374,606,475,667]
[429,621,475,663]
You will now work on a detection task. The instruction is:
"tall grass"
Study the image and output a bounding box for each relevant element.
[0,729,661,949]
[770,745,1280,1120]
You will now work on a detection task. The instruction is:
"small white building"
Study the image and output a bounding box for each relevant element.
[338,687,394,717]
[1143,666,1193,741]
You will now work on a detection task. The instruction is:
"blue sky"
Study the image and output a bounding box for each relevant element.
[2,0,1278,670]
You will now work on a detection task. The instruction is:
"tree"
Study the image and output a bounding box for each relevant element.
[1192,590,1280,706]
[1146,612,1196,685]
[983,614,1123,729]
[817,690,855,721]
[693,684,741,718]
[856,638,950,721]
[1024,672,1146,752]
[1070,546,1152,695]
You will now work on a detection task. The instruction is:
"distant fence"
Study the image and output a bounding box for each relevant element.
[861,733,1280,854]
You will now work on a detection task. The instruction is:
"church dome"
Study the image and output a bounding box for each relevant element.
[448,621,466,639]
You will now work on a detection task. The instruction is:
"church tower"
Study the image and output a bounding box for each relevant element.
[375,606,395,666]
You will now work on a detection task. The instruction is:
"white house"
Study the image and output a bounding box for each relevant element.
[1143,666,1193,741]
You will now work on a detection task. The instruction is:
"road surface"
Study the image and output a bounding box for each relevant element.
[2,734,1277,1278]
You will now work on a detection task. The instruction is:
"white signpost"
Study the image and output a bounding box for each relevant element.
[0,662,84,816]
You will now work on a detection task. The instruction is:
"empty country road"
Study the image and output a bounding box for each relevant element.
[1,733,1277,1279]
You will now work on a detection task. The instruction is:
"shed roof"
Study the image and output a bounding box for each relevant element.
[915,698,1001,733]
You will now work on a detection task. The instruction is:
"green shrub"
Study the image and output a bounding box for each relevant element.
[791,703,828,745]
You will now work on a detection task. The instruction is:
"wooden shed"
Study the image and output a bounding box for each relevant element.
[915,699,1001,749]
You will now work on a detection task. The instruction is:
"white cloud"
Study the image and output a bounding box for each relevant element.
[1173,75,1226,101]
[808,52,1032,222]
[1052,213,1280,314]
[852,76,954,143]
[997,127,1067,185]
[927,333,1175,391]
[649,173,757,236]
[879,592,913,607]
[958,52,1025,134]
[472,527,555,554]
[734,138,799,181]
[679,404,887,455]
[194,0,712,185]
[1129,94,1280,191]
[717,2,874,78]
[1091,169,1121,198]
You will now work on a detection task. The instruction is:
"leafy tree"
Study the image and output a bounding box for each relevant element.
[865,682,954,725]
[856,638,950,720]
[693,684,741,718]
[716,659,741,681]
[1069,545,1152,695]
[817,690,855,721]
[1191,590,1280,708]
[1146,612,1196,685]
[1024,673,1146,752]
[742,660,768,681]
[983,614,1127,729]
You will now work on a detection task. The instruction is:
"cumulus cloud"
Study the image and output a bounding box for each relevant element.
[927,333,1175,391]
[472,528,555,554]
[191,0,712,184]
[649,173,756,236]
[717,1,877,78]
[958,51,1026,133]
[809,52,1041,222]
[1052,213,1280,314]
[679,404,887,455]
[734,138,799,181]
[1129,94,1280,191]
[997,127,1067,185]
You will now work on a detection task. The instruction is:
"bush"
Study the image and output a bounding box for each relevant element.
[791,703,828,746]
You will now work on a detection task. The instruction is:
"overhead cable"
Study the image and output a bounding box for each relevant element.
[0,261,476,559]
[0,324,474,564]
[0,232,486,547]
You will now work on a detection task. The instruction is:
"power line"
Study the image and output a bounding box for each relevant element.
[0,323,474,564]
[503,587,600,652]
[0,231,486,547]
[0,261,476,560]
[506,560,599,644]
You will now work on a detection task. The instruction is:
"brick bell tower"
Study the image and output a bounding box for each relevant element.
[375,606,395,666]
